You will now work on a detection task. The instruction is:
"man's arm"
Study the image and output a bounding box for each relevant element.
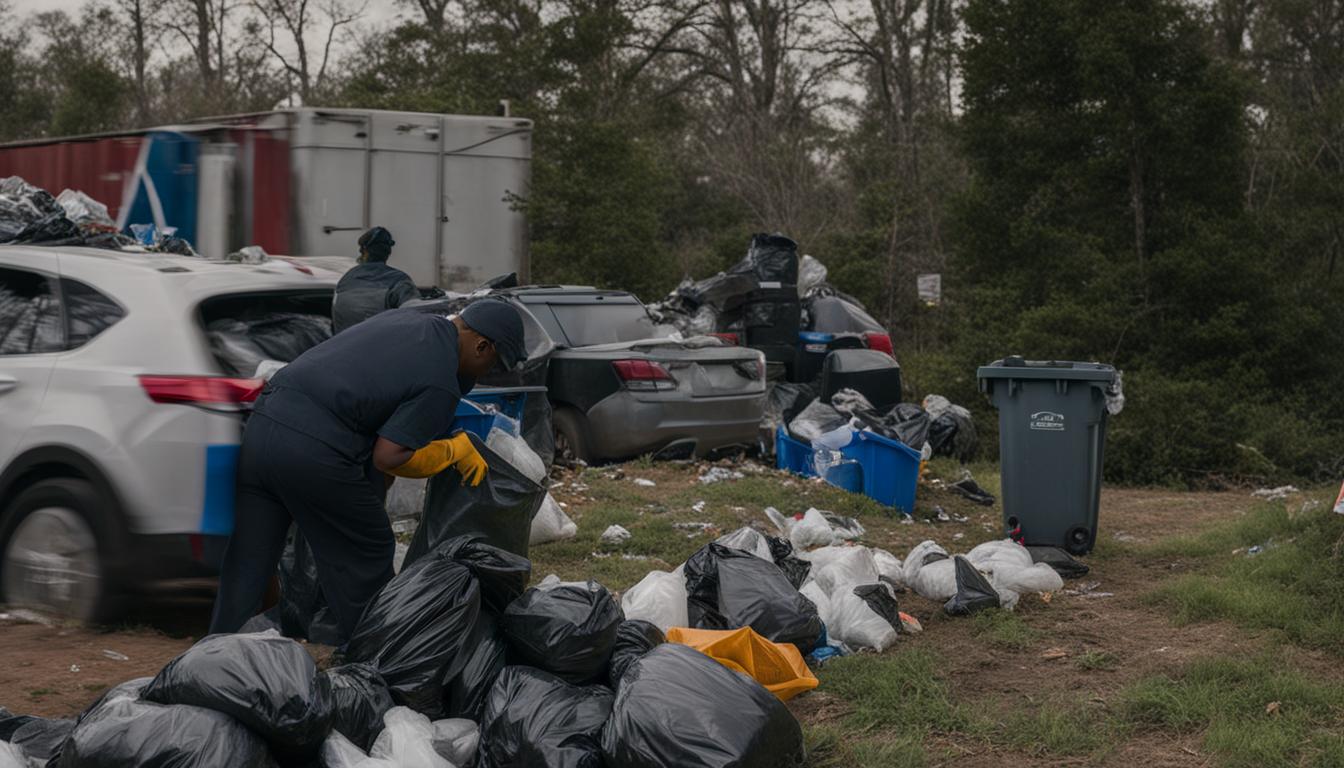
[372,436,414,473]
[387,277,419,309]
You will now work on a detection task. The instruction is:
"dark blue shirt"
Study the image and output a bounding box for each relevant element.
[255,309,474,462]
[332,262,419,334]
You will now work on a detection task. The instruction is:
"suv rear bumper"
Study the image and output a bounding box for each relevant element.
[585,390,764,461]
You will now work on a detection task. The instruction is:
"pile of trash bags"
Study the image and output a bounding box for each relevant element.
[647,238,881,343]
[901,538,1076,614]
[784,386,978,464]
[0,176,203,252]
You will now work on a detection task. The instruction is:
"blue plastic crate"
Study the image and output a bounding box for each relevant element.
[775,427,818,477]
[839,430,921,515]
[454,386,543,438]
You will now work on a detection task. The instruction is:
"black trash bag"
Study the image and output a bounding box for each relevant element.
[142,632,334,759]
[787,398,850,444]
[477,666,613,768]
[683,543,823,653]
[276,527,344,645]
[345,544,482,717]
[943,555,1000,616]
[0,709,35,741]
[737,233,799,284]
[501,581,624,685]
[442,611,509,721]
[928,407,978,461]
[601,644,805,768]
[14,212,81,244]
[805,294,885,334]
[949,476,996,506]
[405,432,546,561]
[881,403,931,449]
[677,271,758,311]
[414,535,532,613]
[239,608,282,634]
[1027,546,1090,579]
[325,663,394,752]
[11,716,74,764]
[56,678,275,768]
[766,535,813,590]
[853,584,902,631]
[607,620,665,690]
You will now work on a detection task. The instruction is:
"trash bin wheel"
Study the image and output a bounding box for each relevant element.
[1065,526,1092,555]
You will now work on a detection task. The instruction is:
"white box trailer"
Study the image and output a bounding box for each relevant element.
[0,107,532,291]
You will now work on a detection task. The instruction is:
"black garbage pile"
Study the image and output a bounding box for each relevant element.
[0,176,169,250]
[784,386,978,462]
[684,542,823,653]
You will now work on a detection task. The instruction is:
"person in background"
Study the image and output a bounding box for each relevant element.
[332,226,418,333]
[208,299,527,641]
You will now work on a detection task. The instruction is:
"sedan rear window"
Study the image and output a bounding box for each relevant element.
[198,291,333,376]
[546,302,658,347]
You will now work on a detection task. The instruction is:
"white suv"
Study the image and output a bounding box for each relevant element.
[0,245,337,621]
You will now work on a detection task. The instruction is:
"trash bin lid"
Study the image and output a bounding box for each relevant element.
[976,357,1115,382]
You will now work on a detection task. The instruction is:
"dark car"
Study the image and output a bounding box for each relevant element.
[510,287,767,463]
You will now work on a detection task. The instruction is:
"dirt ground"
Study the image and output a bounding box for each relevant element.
[0,477,1330,767]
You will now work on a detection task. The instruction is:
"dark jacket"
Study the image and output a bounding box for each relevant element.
[332,262,419,333]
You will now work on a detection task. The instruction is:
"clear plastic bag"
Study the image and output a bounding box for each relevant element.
[620,570,688,632]
[431,718,479,765]
[369,707,452,768]
[811,546,880,596]
[715,526,774,561]
[487,423,546,484]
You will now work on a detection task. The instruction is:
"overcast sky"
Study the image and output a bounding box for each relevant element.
[9,0,408,21]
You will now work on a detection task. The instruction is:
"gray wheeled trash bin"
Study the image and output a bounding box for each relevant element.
[977,357,1117,554]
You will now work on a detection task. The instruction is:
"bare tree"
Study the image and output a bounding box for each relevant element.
[250,0,365,103]
[113,0,163,124]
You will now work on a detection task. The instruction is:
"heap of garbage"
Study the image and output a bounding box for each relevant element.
[647,234,883,340]
[0,176,203,254]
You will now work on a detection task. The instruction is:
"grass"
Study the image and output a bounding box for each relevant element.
[996,702,1118,757]
[969,608,1039,650]
[1076,649,1119,671]
[1142,495,1344,652]
[1117,655,1344,768]
[805,726,927,768]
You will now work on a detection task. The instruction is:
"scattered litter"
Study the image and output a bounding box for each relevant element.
[1112,531,1138,542]
[1062,581,1113,598]
[69,665,80,673]
[633,478,656,487]
[698,467,744,484]
[948,476,995,506]
[953,532,964,540]
[600,525,632,546]
[691,500,706,513]
[591,551,611,559]
[1247,545,1264,556]
[673,521,715,532]
[934,507,950,522]
[1334,480,1344,514]
[1041,648,1069,660]
[101,650,129,662]
[1265,701,1281,716]
[899,612,923,633]
[621,553,649,561]
[767,506,864,551]
[1251,485,1299,500]
[952,513,969,523]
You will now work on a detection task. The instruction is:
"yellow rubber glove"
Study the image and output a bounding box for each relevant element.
[388,433,488,485]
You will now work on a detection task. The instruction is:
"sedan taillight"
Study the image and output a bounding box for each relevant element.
[709,333,739,345]
[612,359,676,391]
[139,375,264,409]
[864,332,894,357]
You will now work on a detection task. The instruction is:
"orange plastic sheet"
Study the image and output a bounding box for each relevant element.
[665,626,819,701]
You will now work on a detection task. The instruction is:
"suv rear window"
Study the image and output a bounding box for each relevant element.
[544,301,657,347]
[199,291,333,376]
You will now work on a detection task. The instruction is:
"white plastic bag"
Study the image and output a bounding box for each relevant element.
[789,508,836,551]
[828,584,900,652]
[812,547,879,596]
[486,425,546,483]
[620,570,688,632]
[799,580,833,628]
[911,557,956,601]
[715,526,773,561]
[370,707,452,768]
[965,539,1033,572]
[430,719,478,765]
[872,548,904,588]
[902,540,949,587]
[529,494,578,545]
[0,741,27,768]
[991,563,1063,595]
[321,730,395,768]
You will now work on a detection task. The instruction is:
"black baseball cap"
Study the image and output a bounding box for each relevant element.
[460,298,526,371]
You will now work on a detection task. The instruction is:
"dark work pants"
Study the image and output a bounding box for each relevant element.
[209,414,395,641]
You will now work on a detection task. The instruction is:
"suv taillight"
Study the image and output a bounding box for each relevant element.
[139,376,264,409]
[864,332,894,356]
[709,332,739,345]
[612,360,676,391]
